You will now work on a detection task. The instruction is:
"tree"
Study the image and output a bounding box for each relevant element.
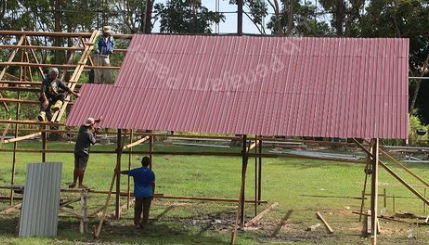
[361,0,429,120]
[154,0,225,34]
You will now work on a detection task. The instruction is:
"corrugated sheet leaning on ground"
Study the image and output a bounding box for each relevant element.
[19,163,62,237]
[67,35,409,139]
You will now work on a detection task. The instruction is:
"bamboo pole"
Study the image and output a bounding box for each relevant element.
[0,61,121,70]
[254,139,258,217]
[127,129,133,209]
[240,135,248,227]
[53,30,99,122]
[0,35,26,111]
[359,143,373,222]
[25,36,45,80]
[0,118,11,148]
[370,139,379,245]
[354,139,429,206]
[0,44,128,53]
[115,129,123,219]
[0,30,133,39]
[94,168,117,238]
[258,139,262,204]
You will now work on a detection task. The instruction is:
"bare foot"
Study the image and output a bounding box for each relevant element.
[78,184,88,189]
[68,183,76,188]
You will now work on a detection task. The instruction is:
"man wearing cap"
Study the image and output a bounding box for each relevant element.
[93,26,115,84]
[117,157,155,229]
[38,68,79,121]
[70,117,101,188]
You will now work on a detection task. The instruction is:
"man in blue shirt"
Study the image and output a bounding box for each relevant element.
[93,26,115,84]
[118,156,155,228]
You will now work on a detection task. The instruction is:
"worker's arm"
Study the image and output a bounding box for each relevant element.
[93,35,101,54]
[58,80,80,98]
[67,87,80,98]
[152,182,155,198]
[115,167,130,175]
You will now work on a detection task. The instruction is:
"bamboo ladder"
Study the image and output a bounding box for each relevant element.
[4,30,100,143]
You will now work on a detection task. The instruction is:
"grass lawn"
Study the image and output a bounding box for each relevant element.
[0,141,428,244]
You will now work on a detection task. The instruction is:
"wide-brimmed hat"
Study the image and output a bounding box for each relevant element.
[102,26,113,35]
[84,117,95,127]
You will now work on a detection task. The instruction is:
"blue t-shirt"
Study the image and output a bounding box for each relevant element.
[127,167,155,198]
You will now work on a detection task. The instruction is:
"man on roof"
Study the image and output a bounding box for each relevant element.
[93,25,115,84]
[38,68,79,121]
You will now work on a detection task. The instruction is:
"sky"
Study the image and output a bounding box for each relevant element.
[151,0,271,34]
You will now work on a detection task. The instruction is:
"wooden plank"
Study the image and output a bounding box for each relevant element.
[246,202,279,226]
[122,136,149,150]
[316,211,334,234]
[3,132,41,144]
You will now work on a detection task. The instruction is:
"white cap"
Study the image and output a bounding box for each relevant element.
[84,117,95,126]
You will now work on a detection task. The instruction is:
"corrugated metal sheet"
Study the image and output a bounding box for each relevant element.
[67,35,409,139]
[19,162,62,237]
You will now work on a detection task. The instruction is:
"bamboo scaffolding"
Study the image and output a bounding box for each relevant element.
[0,30,132,39]
[0,62,120,70]
[0,44,127,53]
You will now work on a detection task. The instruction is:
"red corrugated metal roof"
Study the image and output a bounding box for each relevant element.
[67,35,409,139]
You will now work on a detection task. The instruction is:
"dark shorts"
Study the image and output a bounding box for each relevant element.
[74,153,89,170]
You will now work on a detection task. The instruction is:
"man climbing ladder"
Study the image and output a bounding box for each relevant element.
[38,68,79,121]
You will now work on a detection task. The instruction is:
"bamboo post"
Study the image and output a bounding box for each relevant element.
[127,129,133,209]
[80,189,88,233]
[149,134,153,169]
[94,168,117,238]
[42,125,47,162]
[257,138,262,204]
[254,138,258,216]
[115,129,123,219]
[240,135,249,227]
[359,143,373,222]
[370,139,379,245]
[383,188,387,209]
[10,92,20,205]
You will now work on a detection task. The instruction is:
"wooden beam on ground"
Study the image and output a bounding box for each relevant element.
[316,211,334,234]
[0,203,22,215]
[246,202,278,227]
[122,136,149,150]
